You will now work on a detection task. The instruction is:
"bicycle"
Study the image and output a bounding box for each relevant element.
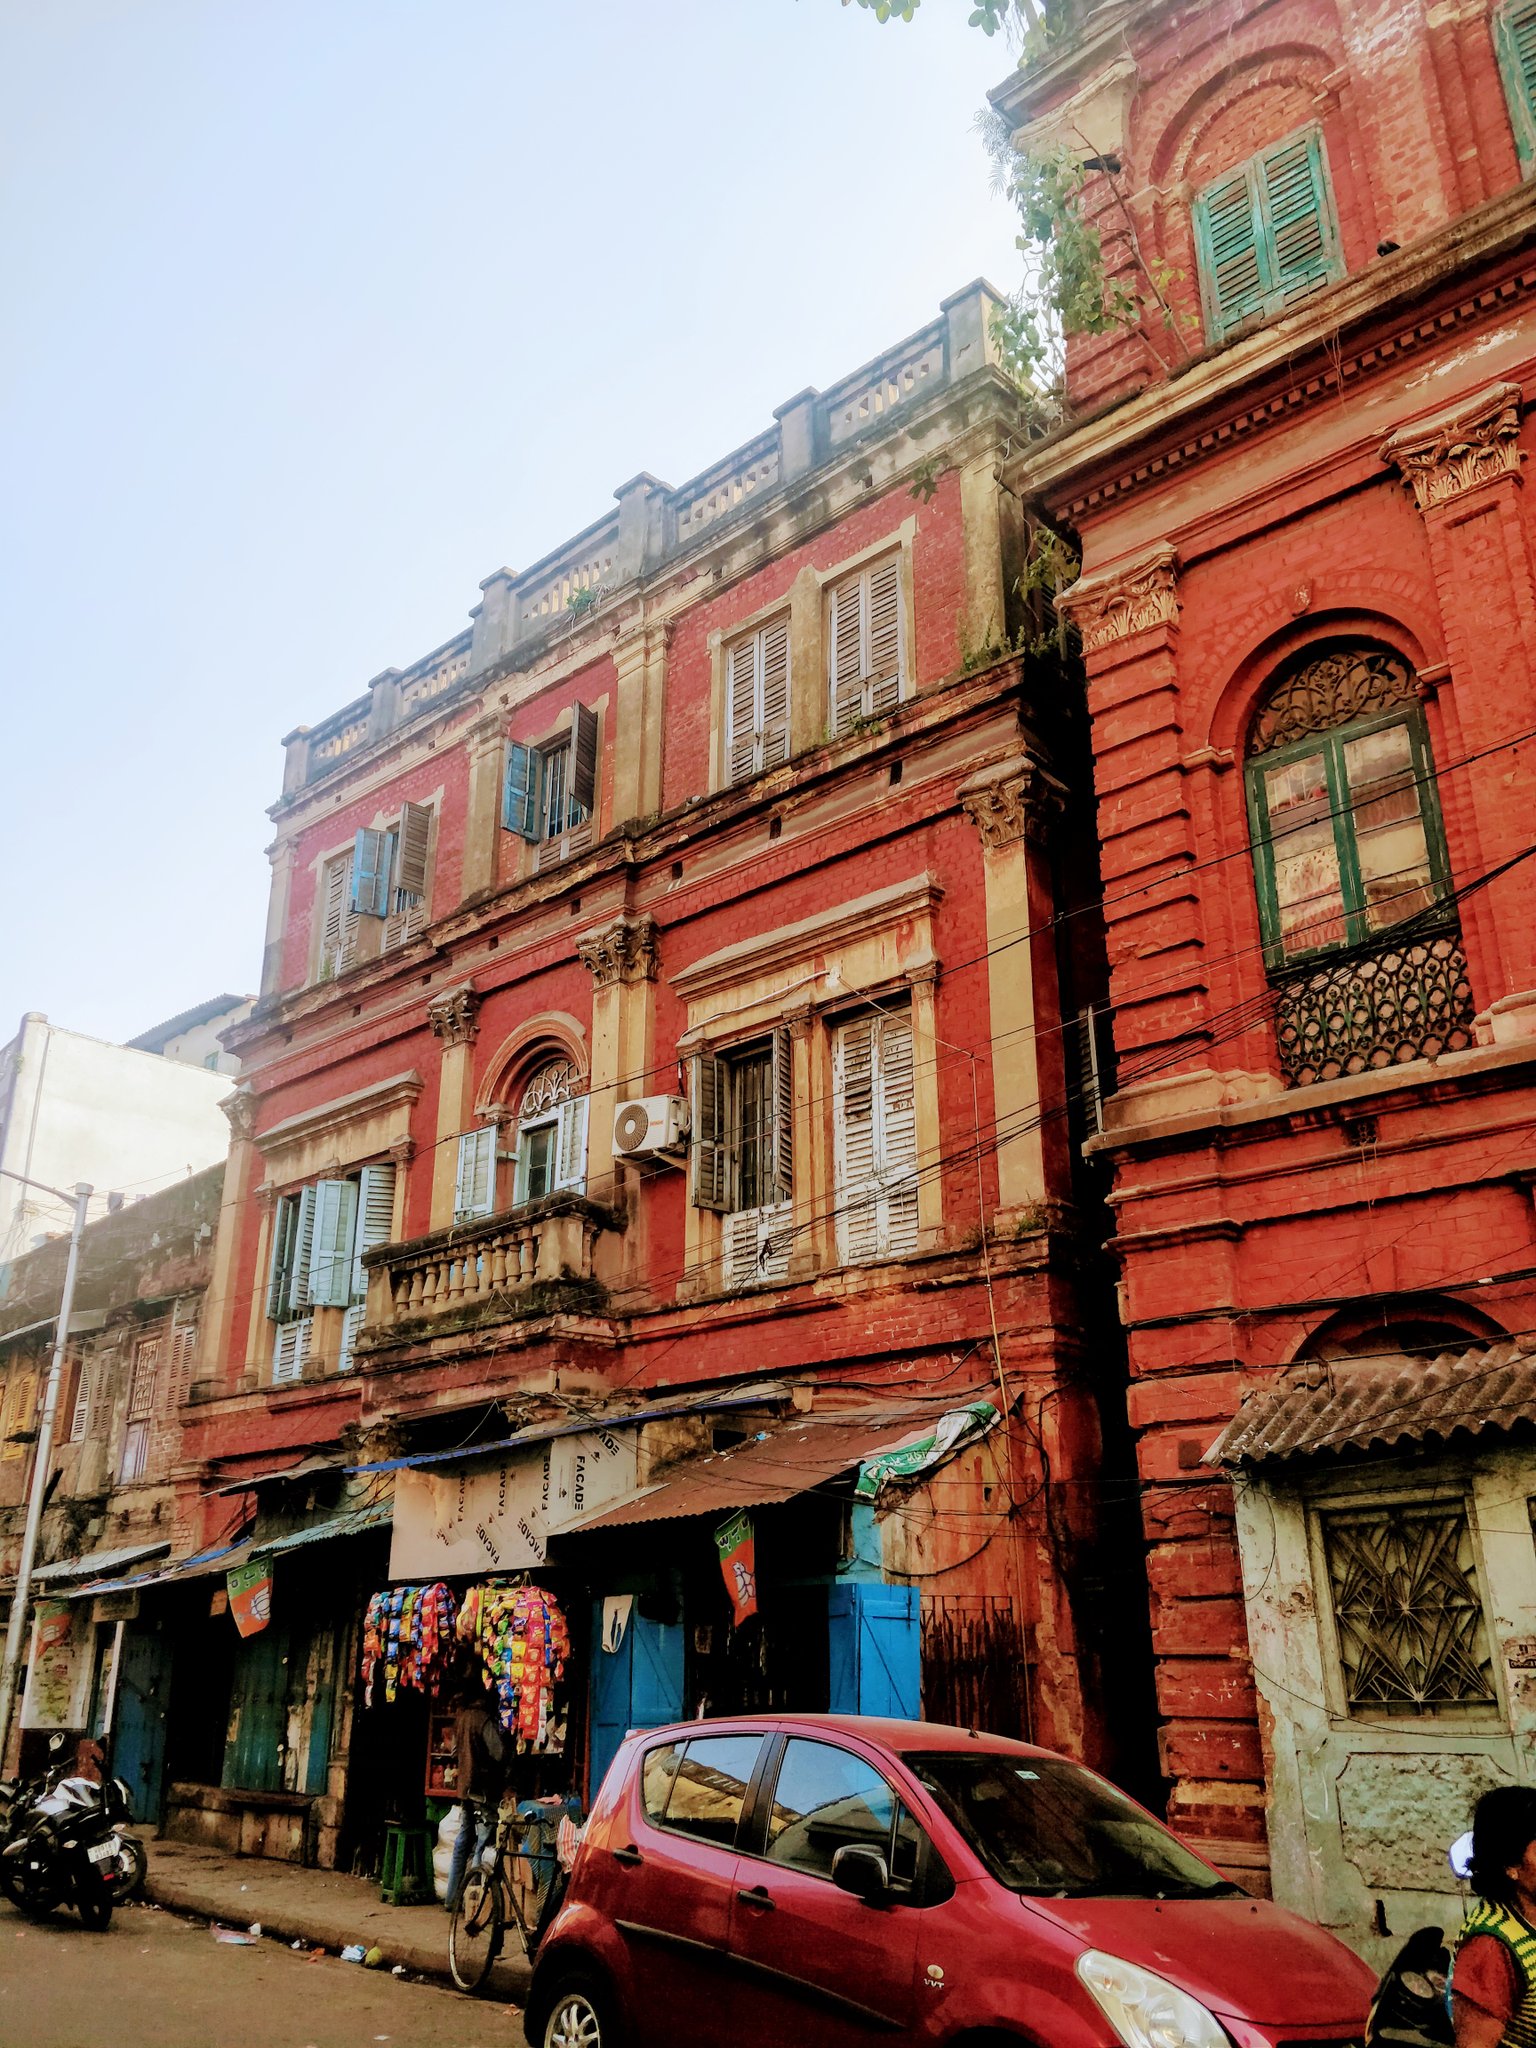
[448,1800,563,1995]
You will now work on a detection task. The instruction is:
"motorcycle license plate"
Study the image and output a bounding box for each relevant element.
[86,1836,120,1865]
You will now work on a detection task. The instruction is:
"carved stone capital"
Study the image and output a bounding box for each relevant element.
[219,1088,257,1143]
[958,755,1068,851]
[427,982,479,1046]
[577,913,659,988]
[1380,380,1524,511]
[1056,542,1179,653]
[388,1136,416,1167]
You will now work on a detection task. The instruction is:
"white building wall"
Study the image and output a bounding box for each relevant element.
[0,1014,233,1258]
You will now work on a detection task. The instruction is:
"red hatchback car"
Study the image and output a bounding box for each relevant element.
[526,1715,1376,2048]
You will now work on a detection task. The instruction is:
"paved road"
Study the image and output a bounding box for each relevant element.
[0,1895,532,2048]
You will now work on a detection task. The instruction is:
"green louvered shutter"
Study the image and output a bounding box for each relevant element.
[1497,0,1536,171]
[1195,162,1268,339]
[1259,129,1334,305]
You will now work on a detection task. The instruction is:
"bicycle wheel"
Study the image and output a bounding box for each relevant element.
[448,1869,503,1994]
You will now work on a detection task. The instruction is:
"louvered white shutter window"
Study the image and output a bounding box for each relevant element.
[723,1203,794,1290]
[272,1317,312,1386]
[454,1128,497,1222]
[690,1053,730,1212]
[337,1302,365,1377]
[833,1008,919,1264]
[384,802,433,952]
[69,1359,94,1443]
[725,616,791,785]
[554,1093,588,1194]
[307,1179,360,1307]
[351,1162,397,1301]
[316,852,359,981]
[829,556,905,736]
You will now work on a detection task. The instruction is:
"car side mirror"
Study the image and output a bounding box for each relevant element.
[831,1845,890,1904]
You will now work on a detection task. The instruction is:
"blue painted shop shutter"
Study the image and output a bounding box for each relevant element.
[587,1602,684,1802]
[827,1582,920,1720]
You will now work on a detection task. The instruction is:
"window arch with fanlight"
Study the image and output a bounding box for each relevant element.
[513,1057,588,1204]
[1244,646,1451,968]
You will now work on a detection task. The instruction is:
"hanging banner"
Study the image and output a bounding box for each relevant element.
[600,1594,633,1654]
[227,1555,273,1638]
[715,1511,758,1627]
[388,1429,639,1581]
[854,1401,1000,1501]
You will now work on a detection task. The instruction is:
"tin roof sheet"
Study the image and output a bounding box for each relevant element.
[573,1400,985,1531]
[1205,1338,1536,1468]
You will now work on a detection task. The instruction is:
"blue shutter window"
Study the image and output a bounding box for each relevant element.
[502,742,541,839]
[351,827,392,917]
[1497,0,1536,172]
[1194,126,1340,341]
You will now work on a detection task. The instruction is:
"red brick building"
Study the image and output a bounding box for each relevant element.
[130,285,1151,1866]
[1001,0,1536,1954]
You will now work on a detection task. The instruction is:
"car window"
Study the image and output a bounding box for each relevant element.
[645,1734,762,1849]
[762,1738,900,1882]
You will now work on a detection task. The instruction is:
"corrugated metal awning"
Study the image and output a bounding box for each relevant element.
[209,1452,348,1496]
[572,1401,985,1532]
[34,1539,171,1585]
[346,1381,792,1475]
[72,1499,393,1598]
[1205,1338,1536,1468]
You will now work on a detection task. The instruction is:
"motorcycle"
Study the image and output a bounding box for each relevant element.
[1365,1925,1454,2048]
[0,1754,133,1930]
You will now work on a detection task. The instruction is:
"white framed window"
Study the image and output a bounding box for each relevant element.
[832,1007,918,1264]
[725,616,791,785]
[690,1031,793,1288]
[828,555,904,736]
[267,1163,396,1383]
[503,705,599,868]
[515,1059,588,1204]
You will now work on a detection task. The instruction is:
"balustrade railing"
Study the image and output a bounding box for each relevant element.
[1273,927,1476,1088]
[361,1193,621,1340]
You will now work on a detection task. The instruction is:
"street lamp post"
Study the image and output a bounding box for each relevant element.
[0,1176,93,1770]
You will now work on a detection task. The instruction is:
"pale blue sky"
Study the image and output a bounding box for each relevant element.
[1,2,1020,1045]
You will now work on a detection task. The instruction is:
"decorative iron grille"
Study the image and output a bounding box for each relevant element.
[1322,1503,1494,1713]
[1249,648,1417,756]
[1273,929,1475,1087]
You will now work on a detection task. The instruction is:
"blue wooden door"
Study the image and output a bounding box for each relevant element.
[587,1600,684,1802]
[113,1622,172,1825]
[827,1582,920,1719]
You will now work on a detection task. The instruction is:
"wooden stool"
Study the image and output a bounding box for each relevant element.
[379,1821,434,1905]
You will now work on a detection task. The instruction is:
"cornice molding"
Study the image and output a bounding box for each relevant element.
[671,874,943,1003]
[254,1071,425,1156]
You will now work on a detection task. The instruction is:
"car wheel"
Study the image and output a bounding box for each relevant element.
[541,1973,620,2048]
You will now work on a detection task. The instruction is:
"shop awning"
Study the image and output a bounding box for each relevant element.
[31,1539,171,1587]
[1205,1338,1536,1468]
[349,1381,792,1475]
[572,1401,992,1531]
[209,1452,348,1495]
[70,1499,394,1598]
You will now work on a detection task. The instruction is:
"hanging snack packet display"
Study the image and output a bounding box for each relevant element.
[362,1581,458,1705]
[457,1580,571,1751]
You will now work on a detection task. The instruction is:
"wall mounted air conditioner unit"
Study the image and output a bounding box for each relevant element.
[612,1095,689,1162]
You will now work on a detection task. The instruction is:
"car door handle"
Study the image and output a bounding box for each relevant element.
[612,1845,643,1867]
[736,1885,775,1910]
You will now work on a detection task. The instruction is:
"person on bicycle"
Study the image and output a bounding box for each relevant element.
[444,1679,506,1914]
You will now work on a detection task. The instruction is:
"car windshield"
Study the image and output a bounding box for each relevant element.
[904,1752,1243,1901]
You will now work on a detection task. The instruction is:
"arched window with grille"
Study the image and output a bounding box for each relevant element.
[1244,646,1476,1086]
[514,1057,588,1204]
[1245,647,1450,965]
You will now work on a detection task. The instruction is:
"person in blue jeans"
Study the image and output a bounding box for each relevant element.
[444,1682,507,1913]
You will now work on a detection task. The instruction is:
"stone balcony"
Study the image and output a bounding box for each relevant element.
[359,1192,623,1348]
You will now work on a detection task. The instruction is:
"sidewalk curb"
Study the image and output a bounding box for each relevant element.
[142,1867,531,2003]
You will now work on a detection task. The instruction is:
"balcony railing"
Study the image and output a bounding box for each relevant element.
[360,1192,623,1343]
[1273,926,1476,1088]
